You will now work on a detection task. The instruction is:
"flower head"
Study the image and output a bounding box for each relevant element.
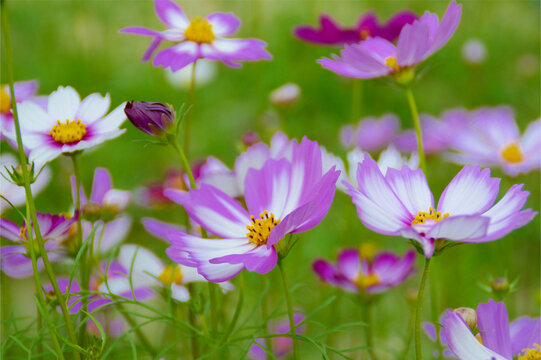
[165,137,340,282]
[445,106,541,176]
[344,158,536,258]
[313,246,415,294]
[0,212,76,278]
[249,313,306,360]
[124,101,175,137]
[294,11,417,45]
[318,1,461,83]
[120,0,272,71]
[340,114,399,151]
[2,86,127,167]
[269,83,301,108]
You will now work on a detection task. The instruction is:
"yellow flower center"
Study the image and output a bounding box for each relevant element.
[411,207,449,225]
[246,210,281,246]
[49,119,87,144]
[501,142,524,163]
[184,16,215,44]
[159,265,183,286]
[518,345,541,360]
[360,29,370,41]
[355,273,380,289]
[359,243,377,260]
[385,56,401,71]
[0,87,11,113]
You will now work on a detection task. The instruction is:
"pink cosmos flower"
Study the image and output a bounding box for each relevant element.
[344,158,536,258]
[136,168,190,207]
[0,153,52,213]
[318,1,461,80]
[445,106,541,176]
[248,313,306,360]
[120,0,272,72]
[313,247,415,294]
[294,11,417,46]
[441,299,541,359]
[71,168,132,255]
[164,138,340,282]
[0,212,76,278]
[2,86,126,167]
[339,114,399,151]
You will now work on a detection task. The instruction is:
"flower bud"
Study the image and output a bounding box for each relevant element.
[124,101,174,137]
[269,83,300,107]
[241,132,260,148]
[82,202,102,222]
[454,307,477,331]
[491,277,510,299]
[5,163,35,186]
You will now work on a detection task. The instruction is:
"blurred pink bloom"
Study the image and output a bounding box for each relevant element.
[294,11,417,46]
[249,313,306,360]
[340,114,400,151]
[318,1,461,80]
[313,247,415,294]
[137,168,188,207]
[344,158,536,258]
[120,0,272,71]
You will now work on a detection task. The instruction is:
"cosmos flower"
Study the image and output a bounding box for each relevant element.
[441,299,541,359]
[269,83,301,108]
[293,12,417,46]
[318,1,461,82]
[118,244,232,302]
[344,158,536,258]
[445,106,541,176]
[0,153,51,213]
[120,0,272,72]
[248,313,306,360]
[339,114,399,151]
[313,245,415,294]
[70,167,132,255]
[0,212,76,278]
[165,138,340,282]
[2,86,126,167]
[136,168,190,207]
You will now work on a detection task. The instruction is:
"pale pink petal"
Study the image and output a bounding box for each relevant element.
[206,12,240,36]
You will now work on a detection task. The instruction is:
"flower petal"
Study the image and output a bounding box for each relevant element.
[154,0,189,29]
[206,12,240,36]
[211,244,277,274]
[385,166,434,216]
[142,217,186,242]
[48,86,81,121]
[426,215,489,242]
[477,299,512,358]
[90,168,113,204]
[153,42,199,71]
[77,93,111,124]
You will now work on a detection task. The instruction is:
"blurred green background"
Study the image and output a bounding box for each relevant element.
[1,0,540,358]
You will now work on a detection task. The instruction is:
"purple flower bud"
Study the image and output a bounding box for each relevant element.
[124,101,174,136]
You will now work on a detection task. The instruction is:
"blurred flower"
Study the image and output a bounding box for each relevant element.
[124,101,175,137]
[445,106,541,176]
[0,212,76,278]
[249,313,306,360]
[339,114,399,151]
[1,86,126,167]
[165,138,340,282]
[344,158,536,258]
[164,59,217,89]
[461,38,487,65]
[313,247,415,294]
[318,1,461,84]
[0,153,51,213]
[441,299,541,359]
[87,309,125,339]
[120,0,272,72]
[241,131,260,148]
[422,314,455,358]
[294,12,417,46]
[516,54,539,77]
[118,244,232,302]
[0,80,46,148]
[269,83,301,107]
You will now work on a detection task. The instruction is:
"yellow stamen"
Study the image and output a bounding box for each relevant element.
[360,29,370,41]
[159,265,183,286]
[518,344,541,360]
[411,206,449,225]
[359,243,377,260]
[501,143,524,163]
[355,273,379,289]
[184,16,215,44]
[49,119,87,144]
[19,226,28,240]
[246,210,281,246]
[0,87,11,113]
[385,56,400,71]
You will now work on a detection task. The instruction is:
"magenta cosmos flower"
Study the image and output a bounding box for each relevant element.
[120,0,272,71]
[3,86,126,167]
[249,313,306,360]
[0,212,76,278]
[340,114,400,151]
[318,1,461,81]
[294,11,417,46]
[446,106,541,176]
[164,138,340,282]
[344,158,536,258]
[313,246,415,294]
[441,299,541,359]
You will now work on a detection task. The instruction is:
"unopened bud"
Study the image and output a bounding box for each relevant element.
[454,307,477,331]
[124,101,175,137]
[491,277,510,299]
[6,163,35,186]
[269,83,300,107]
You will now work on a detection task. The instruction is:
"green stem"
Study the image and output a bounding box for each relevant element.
[362,300,377,360]
[1,2,79,358]
[184,60,197,158]
[400,303,415,359]
[222,274,244,343]
[187,283,200,360]
[278,260,299,360]
[170,136,196,189]
[415,258,431,360]
[405,87,426,174]
[115,302,157,357]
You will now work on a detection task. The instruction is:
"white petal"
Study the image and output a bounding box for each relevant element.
[48,86,81,121]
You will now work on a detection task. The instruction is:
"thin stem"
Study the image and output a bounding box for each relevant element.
[278,260,299,360]
[415,258,431,360]
[1,2,79,358]
[362,300,377,360]
[184,60,197,157]
[222,274,244,343]
[170,137,196,189]
[187,283,200,360]
[400,303,415,359]
[405,87,426,174]
[115,302,157,357]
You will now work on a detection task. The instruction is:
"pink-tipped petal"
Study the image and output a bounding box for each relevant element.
[477,299,512,358]
[206,12,241,36]
[154,0,189,29]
